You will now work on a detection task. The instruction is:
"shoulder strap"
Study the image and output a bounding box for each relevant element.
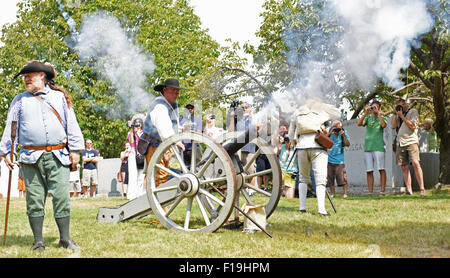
[33,94,64,127]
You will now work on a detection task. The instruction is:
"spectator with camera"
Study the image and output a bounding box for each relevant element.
[204,114,224,139]
[357,100,388,196]
[327,120,350,198]
[391,98,426,196]
[127,116,146,200]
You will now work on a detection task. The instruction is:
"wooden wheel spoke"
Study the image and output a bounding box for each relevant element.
[244,148,261,172]
[165,194,184,217]
[200,176,227,185]
[171,145,189,173]
[197,153,217,177]
[198,188,225,207]
[244,183,272,197]
[245,169,272,180]
[155,163,181,179]
[184,197,193,229]
[195,195,211,226]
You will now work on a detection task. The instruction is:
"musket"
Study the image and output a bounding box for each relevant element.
[3,121,17,246]
[326,189,337,213]
[286,148,298,170]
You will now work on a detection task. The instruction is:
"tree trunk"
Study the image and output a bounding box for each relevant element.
[438,130,450,185]
[432,75,450,185]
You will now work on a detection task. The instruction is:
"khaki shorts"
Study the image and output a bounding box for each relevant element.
[396,143,420,166]
[82,169,98,186]
[70,180,81,193]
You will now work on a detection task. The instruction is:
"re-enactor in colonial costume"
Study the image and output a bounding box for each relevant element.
[140,78,188,186]
[288,98,340,216]
[0,60,85,251]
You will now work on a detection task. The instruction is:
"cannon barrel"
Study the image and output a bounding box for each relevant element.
[222,126,257,156]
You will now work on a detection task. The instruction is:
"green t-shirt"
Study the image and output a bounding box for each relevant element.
[363,115,387,152]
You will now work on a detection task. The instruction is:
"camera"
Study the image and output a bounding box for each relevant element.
[395,105,403,112]
[291,171,298,179]
[334,128,342,133]
[230,100,240,109]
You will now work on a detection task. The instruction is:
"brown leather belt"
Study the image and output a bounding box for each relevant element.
[23,143,67,152]
[141,133,161,144]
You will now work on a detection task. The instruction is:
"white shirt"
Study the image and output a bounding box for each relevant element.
[150,103,179,141]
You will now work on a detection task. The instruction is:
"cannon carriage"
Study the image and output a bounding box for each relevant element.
[98,130,282,234]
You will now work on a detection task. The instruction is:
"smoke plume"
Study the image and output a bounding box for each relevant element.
[75,11,156,118]
[255,0,434,125]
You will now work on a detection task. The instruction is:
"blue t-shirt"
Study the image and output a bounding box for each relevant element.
[82,149,99,170]
[328,130,349,164]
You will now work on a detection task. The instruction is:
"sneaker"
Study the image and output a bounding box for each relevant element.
[319,212,330,216]
[343,194,348,198]
[31,241,45,252]
[58,240,81,251]
[379,191,385,196]
[299,209,307,213]
[247,189,256,196]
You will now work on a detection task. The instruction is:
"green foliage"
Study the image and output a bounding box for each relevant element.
[0,0,220,157]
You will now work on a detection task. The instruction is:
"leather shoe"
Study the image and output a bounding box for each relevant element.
[299,209,307,213]
[58,240,81,251]
[31,241,45,252]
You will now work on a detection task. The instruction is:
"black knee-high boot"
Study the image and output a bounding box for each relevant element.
[55,216,81,251]
[28,216,44,243]
[55,216,70,242]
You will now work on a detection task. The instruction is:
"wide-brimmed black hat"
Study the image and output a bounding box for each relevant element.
[154,78,189,92]
[13,60,56,80]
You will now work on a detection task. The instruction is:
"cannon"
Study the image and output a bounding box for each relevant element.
[97,130,282,234]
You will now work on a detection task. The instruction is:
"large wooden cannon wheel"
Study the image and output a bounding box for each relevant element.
[202,131,282,219]
[146,132,237,233]
[98,131,282,235]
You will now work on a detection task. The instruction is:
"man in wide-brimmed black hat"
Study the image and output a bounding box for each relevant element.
[140,79,189,186]
[0,60,85,251]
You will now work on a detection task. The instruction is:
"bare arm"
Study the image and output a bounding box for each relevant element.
[342,131,350,147]
[357,106,370,126]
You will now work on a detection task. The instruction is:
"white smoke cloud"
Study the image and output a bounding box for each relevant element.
[254,0,435,125]
[75,11,155,117]
[331,0,434,89]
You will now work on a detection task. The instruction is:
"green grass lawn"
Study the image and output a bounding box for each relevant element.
[0,188,448,258]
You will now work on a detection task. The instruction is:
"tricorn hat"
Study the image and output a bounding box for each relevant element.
[13,60,56,80]
[154,78,189,92]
